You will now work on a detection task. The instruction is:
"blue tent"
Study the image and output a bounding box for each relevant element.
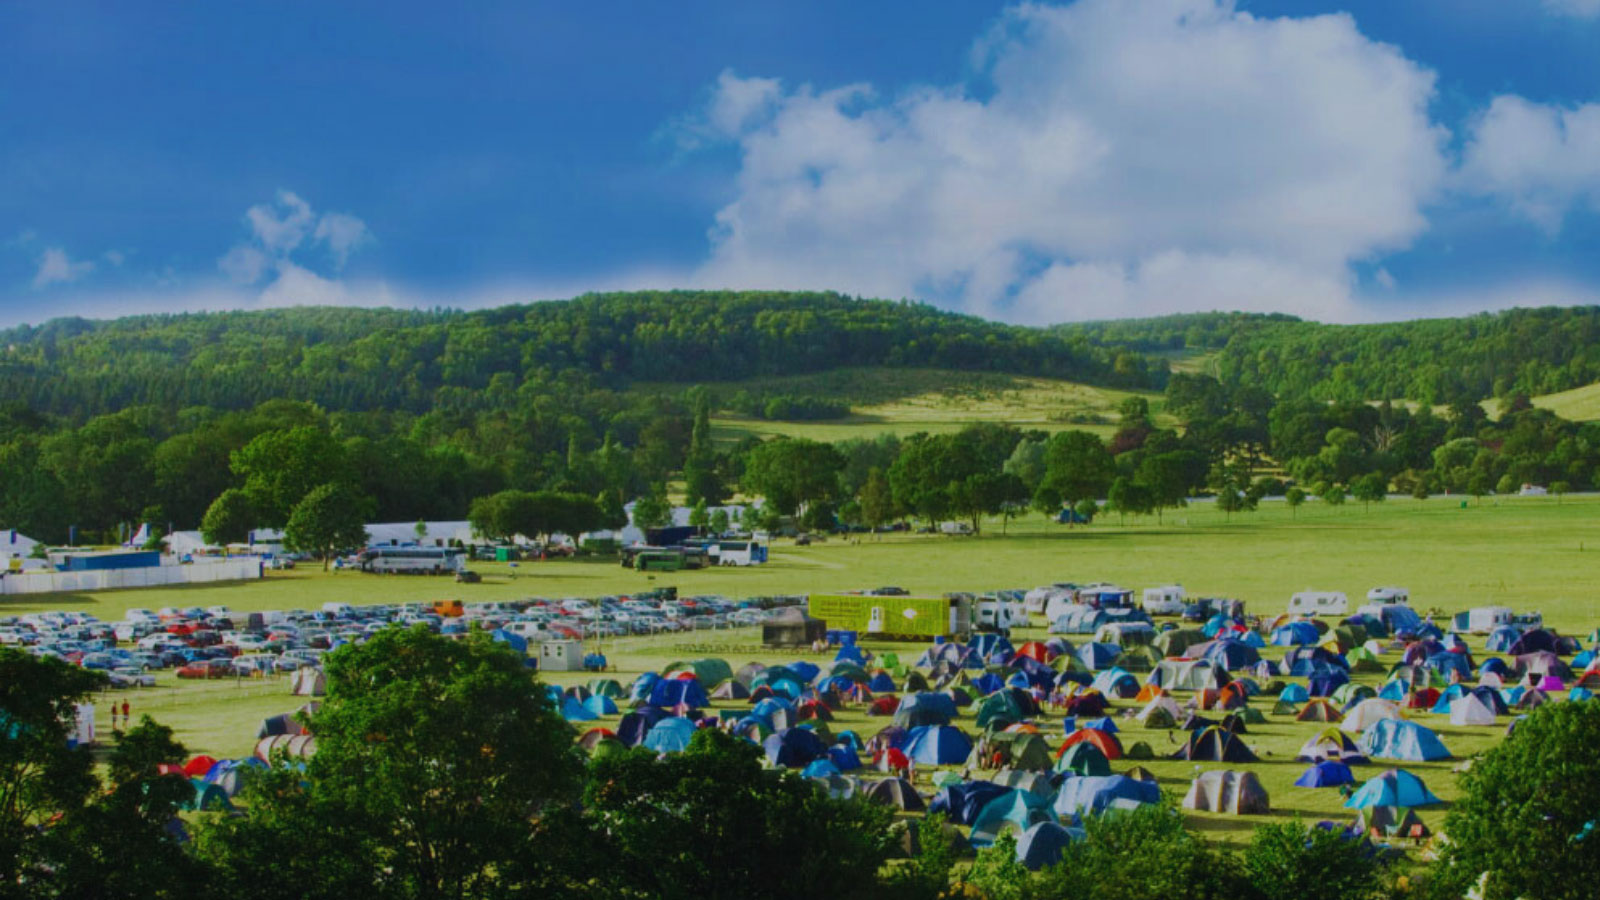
[1284,647,1349,676]
[616,707,668,746]
[1200,640,1261,670]
[490,628,528,656]
[1430,684,1467,714]
[1077,642,1122,671]
[629,672,661,702]
[1571,687,1596,702]
[867,672,897,692]
[835,644,868,665]
[1279,683,1310,703]
[1486,626,1522,653]
[560,696,598,721]
[649,678,710,709]
[1425,652,1472,681]
[1479,657,1511,679]
[930,780,1009,825]
[1272,622,1322,646]
[581,694,618,716]
[1052,774,1161,816]
[786,660,821,683]
[1294,760,1355,788]
[768,679,804,700]
[902,725,973,765]
[971,633,1014,661]
[1377,679,1408,702]
[894,692,957,727]
[835,730,865,750]
[1344,769,1441,808]
[1017,821,1083,871]
[642,717,698,754]
[969,673,1005,695]
[763,728,828,767]
[970,789,1056,847]
[1308,670,1350,697]
[1240,630,1267,649]
[1090,668,1139,698]
[801,759,840,778]
[828,745,863,771]
[1360,719,1450,762]
[1078,716,1119,734]
[1202,614,1237,638]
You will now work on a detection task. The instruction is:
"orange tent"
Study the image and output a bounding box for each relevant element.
[1057,728,1123,761]
[1015,642,1055,663]
[1134,684,1166,703]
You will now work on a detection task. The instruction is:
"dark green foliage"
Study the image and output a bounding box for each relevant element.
[1438,701,1600,900]
[583,729,895,900]
[1240,819,1387,900]
[284,482,375,568]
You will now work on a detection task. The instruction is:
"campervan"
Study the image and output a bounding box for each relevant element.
[975,595,1027,635]
[939,521,974,536]
[1025,583,1077,616]
[1452,606,1512,634]
[1141,585,1186,616]
[1287,591,1348,616]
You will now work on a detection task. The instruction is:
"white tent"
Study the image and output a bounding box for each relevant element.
[1340,699,1402,734]
[2,529,39,561]
[1449,694,1497,726]
[166,530,217,557]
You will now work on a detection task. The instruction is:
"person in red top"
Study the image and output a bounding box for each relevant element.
[121,700,131,729]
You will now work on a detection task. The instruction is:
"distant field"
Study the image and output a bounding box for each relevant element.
[1528,382,1600,421]
[641,366,1171,443]
[39,492,1600,848]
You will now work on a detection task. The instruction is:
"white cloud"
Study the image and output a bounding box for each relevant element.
[1541,0,1600,19]
[1459,95,1600,233]
[218,191,376,305]
[312,212,373,269]
[689,0,1447,323]
[31,247,96,289]
[668,69,784,151]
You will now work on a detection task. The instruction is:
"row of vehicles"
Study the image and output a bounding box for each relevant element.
[0,593,806,685]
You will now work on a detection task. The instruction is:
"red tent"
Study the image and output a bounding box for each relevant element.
[182,755,219,778]
[867,696,901,716]
[1058,728,1123,760]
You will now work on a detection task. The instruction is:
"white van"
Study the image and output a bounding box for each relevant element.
[1141,585,1186,616]
[321,602,355,618]
[939,521,974,536]
[1287,591,1348,616]
[503,621,551,642]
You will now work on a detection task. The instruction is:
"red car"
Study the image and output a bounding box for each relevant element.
[176,659,234,679]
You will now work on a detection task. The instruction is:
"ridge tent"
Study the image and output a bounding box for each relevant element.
[902,725,974,765]
[1344,769,1441,808]
[1340,699,1401,734]
[1296,699,1344,723]
[864,776,926,811]
[1360,719,1450,762]
[1183,770,1269,815]
[1016,821,1083,871]
[1172,726,1257,762]
[1294,760,1355,788]
[970,789,1057,847]
[764,727,829,768]
[1052,774,1161,816]
[642,717,698,754]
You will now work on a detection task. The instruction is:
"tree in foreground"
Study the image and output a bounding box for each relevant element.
[584,728,894,900]
[1240,818,1387,900]
[1435,701,1600,900]
[198,628,582,900]
[284,482,373,570]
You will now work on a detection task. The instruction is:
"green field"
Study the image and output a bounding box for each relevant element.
[641,367,1172,443]
[22,493,1600,848]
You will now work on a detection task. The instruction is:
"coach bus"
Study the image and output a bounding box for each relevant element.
[358,546,467,575]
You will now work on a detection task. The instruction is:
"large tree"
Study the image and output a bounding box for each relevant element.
[743,438,844,516]
[200,488,255,547]
[1041,431,1115,509]
[198,628,582,900]
[283,483,373,569]
[232,426,353,527]
[1438,702,1600,900]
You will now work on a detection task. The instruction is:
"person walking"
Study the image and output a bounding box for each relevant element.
[121,700,131,730]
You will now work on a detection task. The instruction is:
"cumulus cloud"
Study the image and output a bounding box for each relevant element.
[1459,95,1600,233]
[32,247,96,289]
[219,190,376,307]
[687,0,1448,323]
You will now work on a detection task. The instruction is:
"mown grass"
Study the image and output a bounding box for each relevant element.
[32,493,1600,849]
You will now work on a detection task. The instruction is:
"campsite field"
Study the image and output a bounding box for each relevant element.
[19,492,1600,848]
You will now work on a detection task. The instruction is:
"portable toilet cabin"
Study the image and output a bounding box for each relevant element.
[540,640,586,672]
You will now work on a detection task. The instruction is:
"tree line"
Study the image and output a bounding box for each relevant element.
[4,630,1596,900]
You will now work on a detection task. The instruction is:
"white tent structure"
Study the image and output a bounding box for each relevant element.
[2,529,39,562]
[1340,699,1402,734]
[1449,694,1497,726]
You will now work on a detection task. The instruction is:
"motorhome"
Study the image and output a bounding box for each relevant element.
[1024,583,1077,616]
[1451,606,1512,634]
[1287,591,1348,616]
[1141,585,1186,616]
[1366,586,1409,605]
[974,594,1027,635]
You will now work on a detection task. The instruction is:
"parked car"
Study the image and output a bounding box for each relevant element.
[176,659,234,679]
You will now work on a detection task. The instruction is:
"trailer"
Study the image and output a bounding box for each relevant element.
[1288,591,1348,616]
[807,593,972,641]
[1141,585,1186,616]
[1451,606,1512,635]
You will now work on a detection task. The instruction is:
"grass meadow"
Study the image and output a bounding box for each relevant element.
[17,492,1600,848]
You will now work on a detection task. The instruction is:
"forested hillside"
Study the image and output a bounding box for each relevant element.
[0,291,1165,420]
[1056,307,1600,404]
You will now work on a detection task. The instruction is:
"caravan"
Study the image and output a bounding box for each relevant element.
[1366,586,1409,605]
[1141,585,1186,616]
[1287,591,1348,616]
[1452,607,1512,635]
[974,594,1027,636]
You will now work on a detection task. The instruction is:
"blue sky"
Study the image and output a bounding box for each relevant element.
[3,0,1599,327]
